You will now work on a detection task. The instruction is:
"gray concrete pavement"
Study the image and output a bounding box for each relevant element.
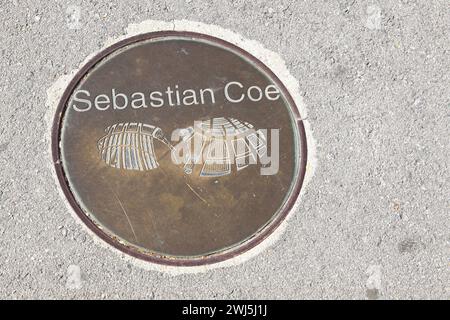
[0,0,448,299]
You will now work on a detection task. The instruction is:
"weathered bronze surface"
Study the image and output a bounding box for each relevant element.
[53,32,306,265]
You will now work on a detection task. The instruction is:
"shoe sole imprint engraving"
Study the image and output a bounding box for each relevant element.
[97,122,171,171]
[97,117,267,177]
[178,117,267,177]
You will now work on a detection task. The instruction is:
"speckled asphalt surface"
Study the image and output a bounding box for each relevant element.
[0,0,448,299]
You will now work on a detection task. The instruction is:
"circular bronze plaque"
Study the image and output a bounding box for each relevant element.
[52,31,307,266]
